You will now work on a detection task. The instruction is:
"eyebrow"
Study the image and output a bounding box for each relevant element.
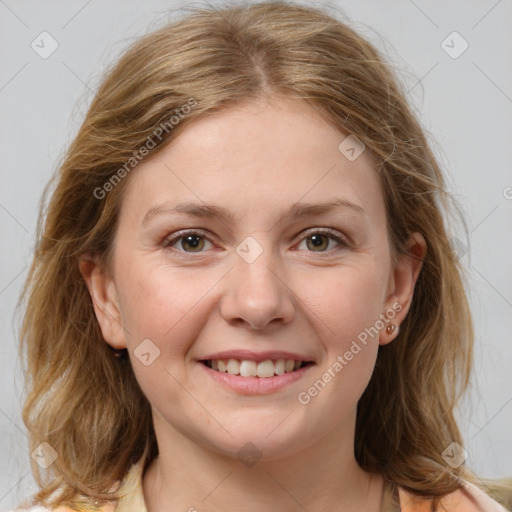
[141,198,367,227]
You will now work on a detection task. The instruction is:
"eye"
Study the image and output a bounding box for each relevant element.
[297,228,347,252]
[163,230,214,253]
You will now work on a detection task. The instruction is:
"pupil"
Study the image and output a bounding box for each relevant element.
[182,235,203,251]
[308,234,327,251]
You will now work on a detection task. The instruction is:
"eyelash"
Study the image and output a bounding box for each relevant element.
[162,227,349,256]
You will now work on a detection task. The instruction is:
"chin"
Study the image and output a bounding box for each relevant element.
[194,415,315,463]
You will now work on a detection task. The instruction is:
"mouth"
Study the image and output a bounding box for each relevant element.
[200,358,314,378]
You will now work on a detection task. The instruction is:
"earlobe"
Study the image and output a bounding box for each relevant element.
[380,320,400,346]
[379,232,427,346]
[78,256,127,350]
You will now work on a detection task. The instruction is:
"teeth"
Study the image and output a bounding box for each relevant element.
[239,360,258,377]
[257,360,275,378]
[207,358,307,378]
[274,359,285,375]
[285,359,295,372]
[226,359,240,375]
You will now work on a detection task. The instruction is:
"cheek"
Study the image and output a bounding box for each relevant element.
[118,263,221,405]
[294,267,385,419]
[294,260,388,352]
[116,260,219,353]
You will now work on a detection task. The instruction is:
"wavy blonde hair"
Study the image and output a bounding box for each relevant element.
[18,1,497,510]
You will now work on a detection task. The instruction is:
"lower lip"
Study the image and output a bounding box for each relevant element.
[199,362,315,395]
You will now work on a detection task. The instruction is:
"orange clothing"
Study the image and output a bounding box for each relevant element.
[12,458,510,512]
[112,459,510,512]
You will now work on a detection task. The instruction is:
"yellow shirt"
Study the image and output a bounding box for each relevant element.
[112,458,510,512]
[11,459,511,511]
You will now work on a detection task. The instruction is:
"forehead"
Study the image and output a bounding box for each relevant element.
[120,96,385,224]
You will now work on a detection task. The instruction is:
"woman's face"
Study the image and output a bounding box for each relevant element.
[85,96,424,460]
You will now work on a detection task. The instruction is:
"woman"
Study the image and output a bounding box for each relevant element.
[15,2,511,511]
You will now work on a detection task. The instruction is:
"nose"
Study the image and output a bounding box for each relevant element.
[220,245,295,331]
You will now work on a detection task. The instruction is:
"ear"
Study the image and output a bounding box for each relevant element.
[379,232,427,346]
[78,256,127,350]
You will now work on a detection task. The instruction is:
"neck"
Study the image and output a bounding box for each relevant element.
[142,412,383,512]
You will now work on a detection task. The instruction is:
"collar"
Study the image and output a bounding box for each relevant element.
[110,458,507,512]
[114,458,147,512]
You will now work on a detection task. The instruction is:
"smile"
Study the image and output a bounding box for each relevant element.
[199,359,315,395]
[202,358,312,378]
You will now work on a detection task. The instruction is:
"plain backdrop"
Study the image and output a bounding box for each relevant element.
[1,0,511,509]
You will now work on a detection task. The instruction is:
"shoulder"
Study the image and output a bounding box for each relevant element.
[398,479,510,512]
[9,503,117,512]
[8,507,75,512]
[9,463,132,512]
[8,507,54,512]
[8,506,52,512]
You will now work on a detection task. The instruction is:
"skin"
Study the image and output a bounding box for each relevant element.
[80,95,426,512]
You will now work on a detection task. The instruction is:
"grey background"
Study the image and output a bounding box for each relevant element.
[1,0,511,509]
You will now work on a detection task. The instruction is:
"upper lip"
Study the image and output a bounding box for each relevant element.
[200,349,315,363]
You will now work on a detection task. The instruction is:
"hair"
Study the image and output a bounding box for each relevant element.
[17,1,498,510]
